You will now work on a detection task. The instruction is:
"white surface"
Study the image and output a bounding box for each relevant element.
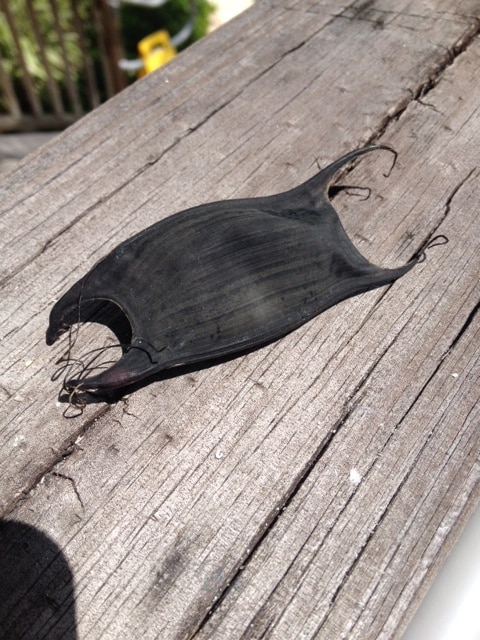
[402,505,480,640]
[210,0,254,31]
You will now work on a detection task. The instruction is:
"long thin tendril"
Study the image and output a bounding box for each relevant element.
[51,323,125,417]
[415,234,449,264]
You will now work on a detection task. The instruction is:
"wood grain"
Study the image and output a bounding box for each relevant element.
[0,1,479,639]
[1,0,477,513]
[195,50,480,634]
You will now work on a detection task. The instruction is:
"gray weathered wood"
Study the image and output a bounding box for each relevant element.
[195,40,480,637]
[1,0,477,513]
[0,1,478,639]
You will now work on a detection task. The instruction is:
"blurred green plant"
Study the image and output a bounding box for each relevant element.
[120,0,215,59]
[0,0,92,115]
[0,0,88,85]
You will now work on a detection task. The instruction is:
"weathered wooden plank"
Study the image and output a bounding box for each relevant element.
[195,318,478,640]
[0,1,478,639]
[0,0,477,276]
[0,0,334,513]
[194,38,480,640]
[0,0,326,277]
[0,0,478,514]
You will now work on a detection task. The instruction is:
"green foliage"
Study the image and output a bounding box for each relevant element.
[0,0,88,85]
[0,0,92,115]
[120,0,215,59]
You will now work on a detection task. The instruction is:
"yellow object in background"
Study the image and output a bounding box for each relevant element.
[137,30,176,75]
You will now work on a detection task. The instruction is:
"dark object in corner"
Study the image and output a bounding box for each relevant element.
[0,520,77,639]
[46,146,421,400]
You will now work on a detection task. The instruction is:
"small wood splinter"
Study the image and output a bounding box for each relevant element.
[46,146,431,399]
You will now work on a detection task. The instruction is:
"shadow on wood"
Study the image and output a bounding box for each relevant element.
[0,520,77,639]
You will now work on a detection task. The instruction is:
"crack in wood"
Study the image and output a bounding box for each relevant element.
[365,19,480,146]
[367,300,479,477]
[442,167,477,220]
[304,303,480,635]
[412,166,477,260]
[410,20,480,96]
[192,401,360,633]
[0,405,109,518]
[192,282,478,636]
